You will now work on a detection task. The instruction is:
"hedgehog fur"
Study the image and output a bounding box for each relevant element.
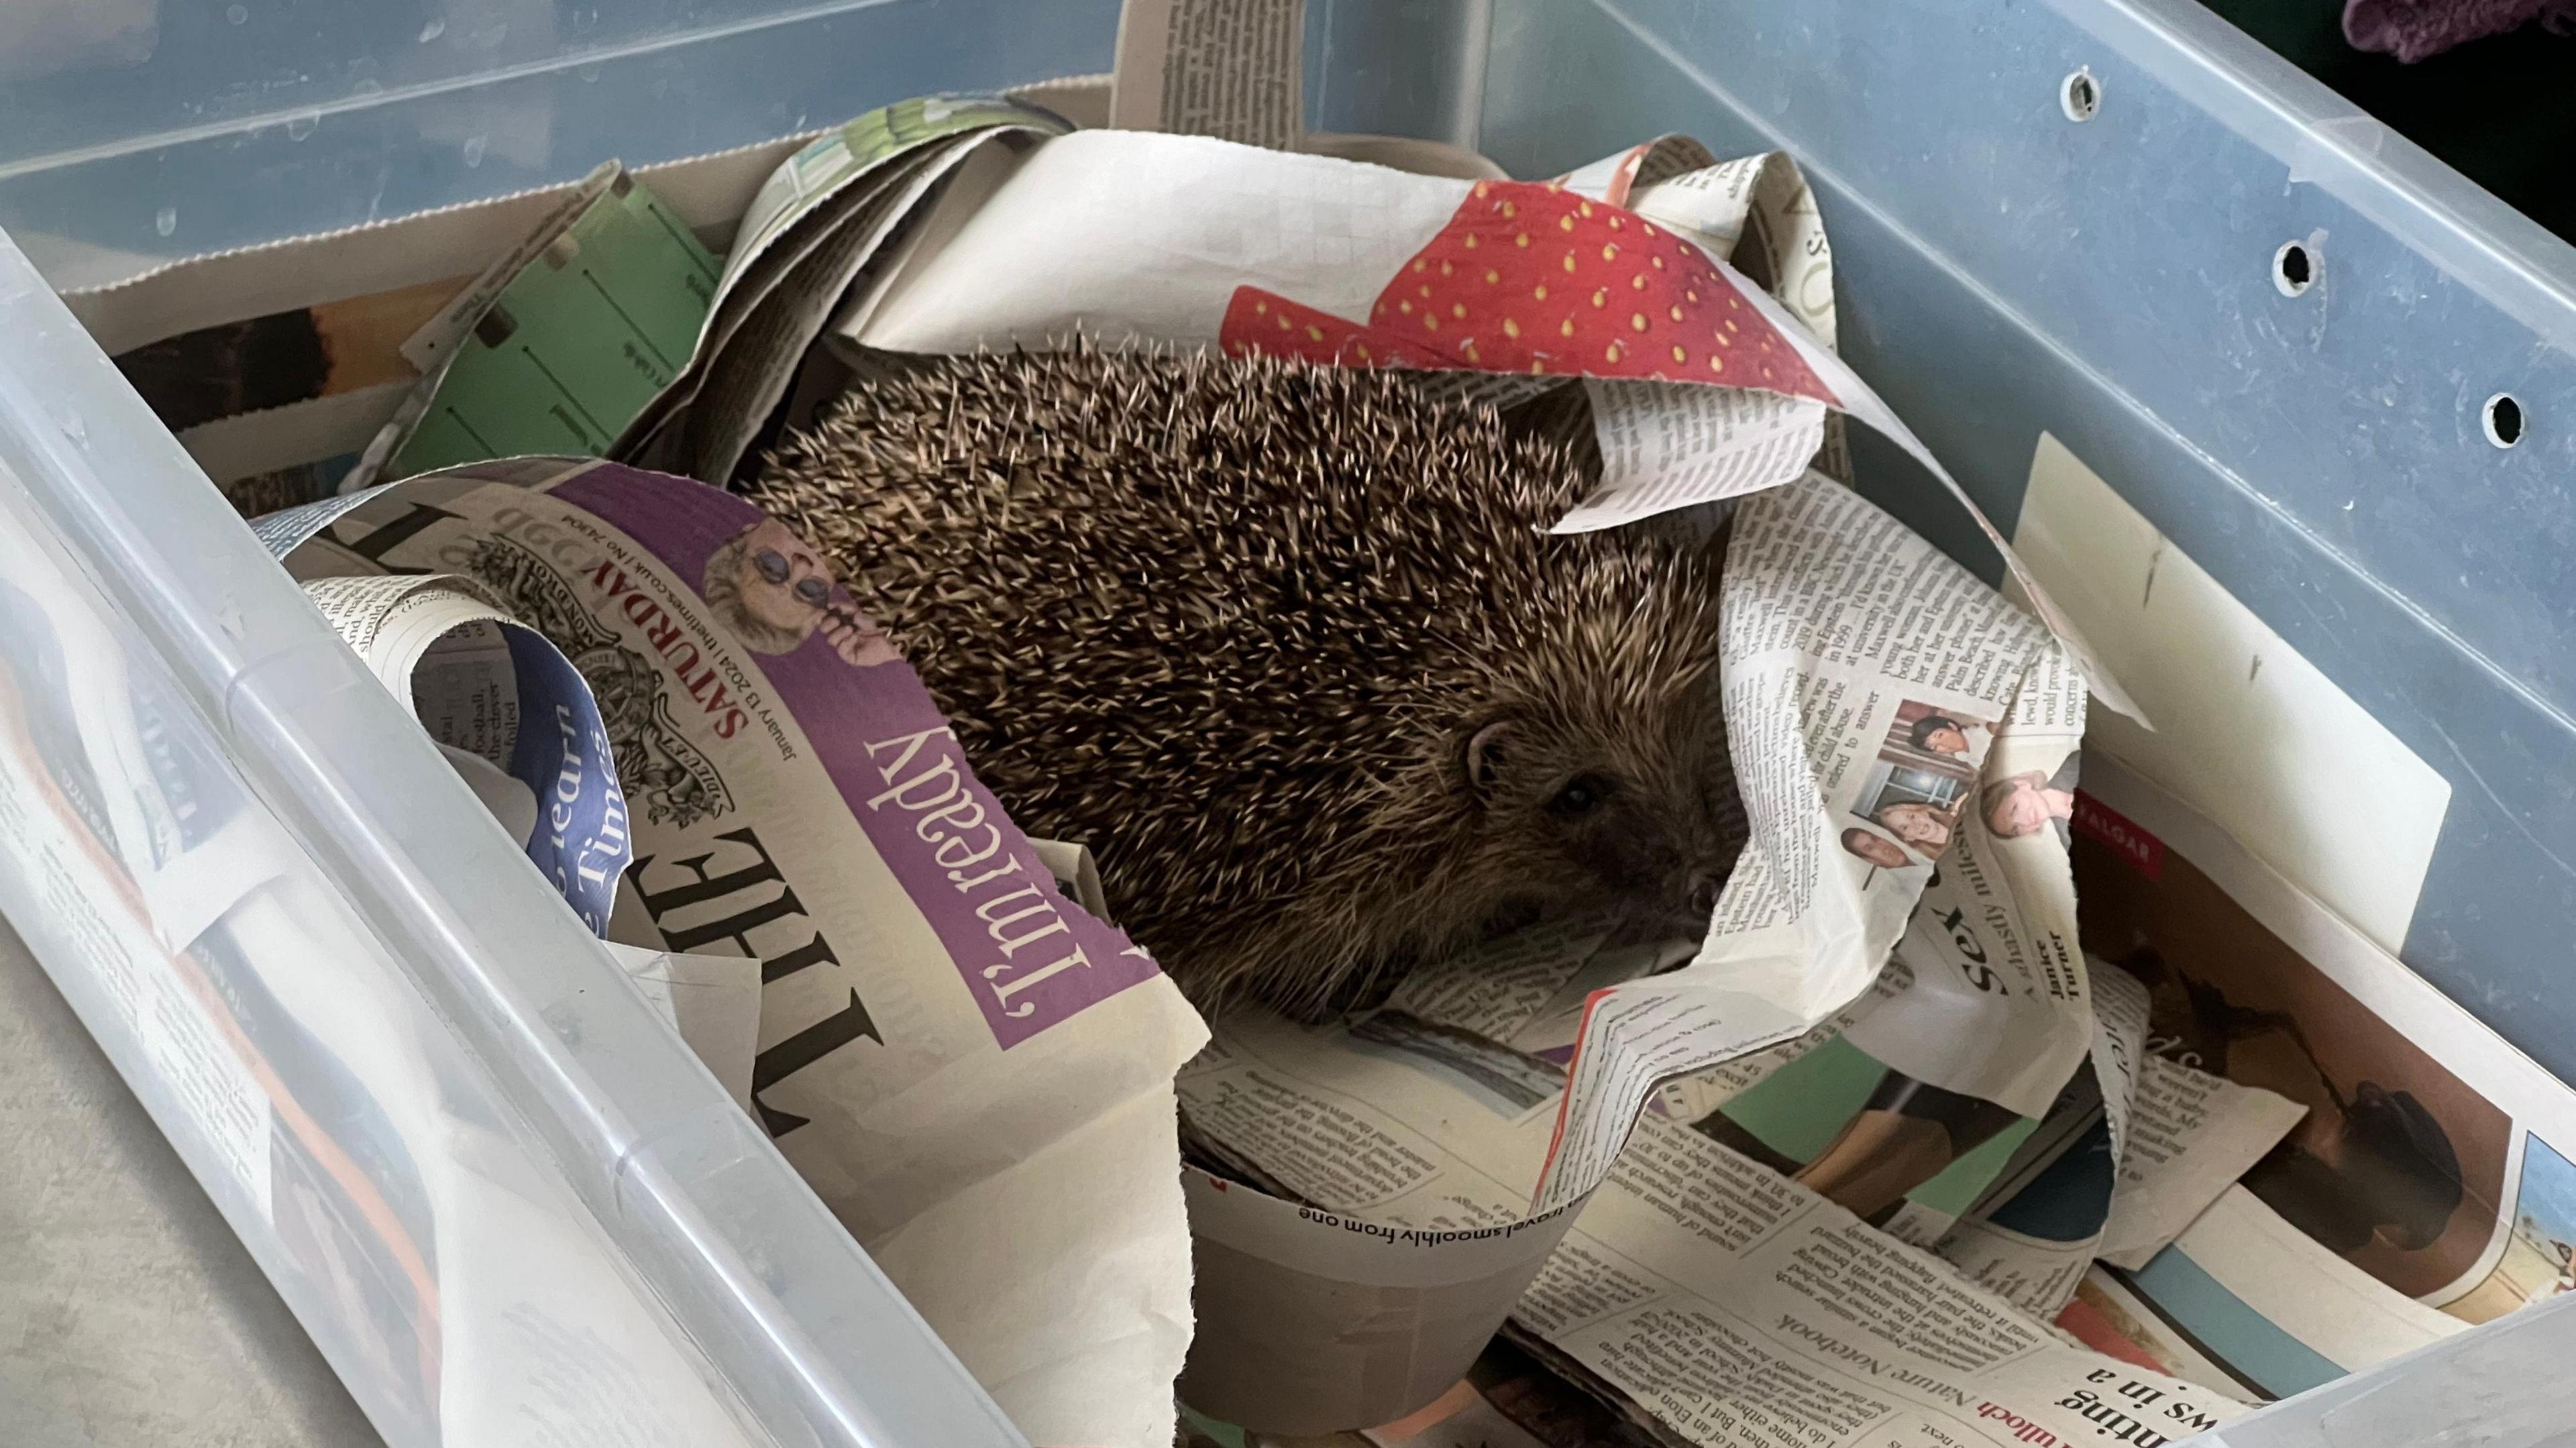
[745,346,1747,1019]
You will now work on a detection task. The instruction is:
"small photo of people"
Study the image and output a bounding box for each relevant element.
[1843,701,1990,870]
[701,517,902,667]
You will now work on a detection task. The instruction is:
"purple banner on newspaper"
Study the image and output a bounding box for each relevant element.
[550,463,1161,1046]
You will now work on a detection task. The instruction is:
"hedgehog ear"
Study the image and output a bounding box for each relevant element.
[1464,719,1515,803]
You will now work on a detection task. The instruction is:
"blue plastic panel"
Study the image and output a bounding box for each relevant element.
[1470,0,2576,1088]
[0,0,1121,286]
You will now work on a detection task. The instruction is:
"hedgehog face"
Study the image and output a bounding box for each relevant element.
[1458,688,1741,939]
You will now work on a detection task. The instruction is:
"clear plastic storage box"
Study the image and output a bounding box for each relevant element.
[3,1,2574,1444]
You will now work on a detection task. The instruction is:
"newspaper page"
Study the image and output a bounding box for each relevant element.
[848,127,2138,720]
[1536,476,2070,1209]
[1555,136,1852,505]
[663,127,1013,484]
[2053,753,2576,1404]
[2097,1055,2308,1269]
[260,457,1205,1448]
[1672,633,2102,1263]
[1940,999,2311,1312]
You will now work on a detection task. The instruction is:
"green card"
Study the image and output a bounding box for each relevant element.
[392,167,718,477]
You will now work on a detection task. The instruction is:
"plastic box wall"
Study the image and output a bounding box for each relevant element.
[5,0,2576,1442]
[1455,0,2576,1098]
[0,0,1126,287]
[0,3,1131,1445]
[0,197,1027,1448]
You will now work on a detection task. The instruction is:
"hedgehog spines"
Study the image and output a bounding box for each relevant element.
[749,343,1741,1017]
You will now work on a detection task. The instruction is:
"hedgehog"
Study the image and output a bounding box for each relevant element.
[743,346,1746,1019]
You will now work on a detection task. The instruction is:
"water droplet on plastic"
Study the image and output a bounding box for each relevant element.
[56,411,87,446]
[462,135,488,168]
[225,3,248,23]
[350,78,382,97]
[285,113,317,141]
[154,206,178,237]
[419,17,445,42]
[578,62,601,82]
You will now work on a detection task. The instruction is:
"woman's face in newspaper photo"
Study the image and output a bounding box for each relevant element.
[704,518,902,666]
[737,518,834,635]
[1874,801,1951,853]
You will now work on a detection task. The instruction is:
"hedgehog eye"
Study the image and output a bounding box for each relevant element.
[1547,773,1617,820]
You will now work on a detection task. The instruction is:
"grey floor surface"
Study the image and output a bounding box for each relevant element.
[0,916,381,1447]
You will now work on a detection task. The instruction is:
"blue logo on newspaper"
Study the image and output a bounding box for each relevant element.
[502,626,631,932]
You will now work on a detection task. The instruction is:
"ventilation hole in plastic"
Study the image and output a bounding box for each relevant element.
[2273,241,2316,297]
[2484,394,2524,449]
[2060,68,2100,122]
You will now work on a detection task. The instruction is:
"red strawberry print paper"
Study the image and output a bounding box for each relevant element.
[1218,290,1445,370]
[1218,178,1837,407]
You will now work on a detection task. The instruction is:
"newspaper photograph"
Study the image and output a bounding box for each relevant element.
[260,456,1207,1448]
[2055,753,2576,1402]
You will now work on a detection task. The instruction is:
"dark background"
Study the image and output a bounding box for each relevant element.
[2200,0,2576,241]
